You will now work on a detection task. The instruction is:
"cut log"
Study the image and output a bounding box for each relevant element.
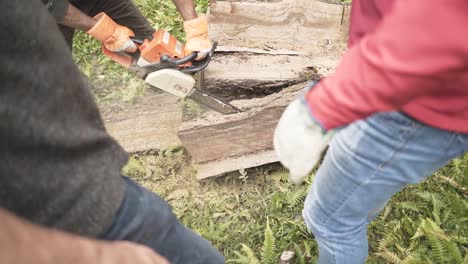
[177,0,350,179]
[203,52,327,101]
[102,89,182,153]
[208,0,350,54]
[178,83,306,179]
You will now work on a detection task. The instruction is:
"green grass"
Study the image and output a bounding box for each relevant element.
[123,150,467,264]
[72,1,468,263]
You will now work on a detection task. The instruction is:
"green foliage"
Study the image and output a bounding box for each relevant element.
[260,218,277,264]
[370,155,468,264]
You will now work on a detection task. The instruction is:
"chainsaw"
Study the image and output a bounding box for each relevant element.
[102,29,241,115]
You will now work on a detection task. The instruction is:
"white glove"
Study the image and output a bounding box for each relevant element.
[273,90,333,185]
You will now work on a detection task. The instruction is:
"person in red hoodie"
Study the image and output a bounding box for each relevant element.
[274,1,468,263]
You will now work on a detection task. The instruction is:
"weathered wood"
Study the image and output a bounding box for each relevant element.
[178,0,351,178]
[180,105,284,164]
[102,89,182,153]
[178,83,306,178]
[201,0,349,100]
[196,150,279,180]
[203,52,326,100]
[208,0,350,54]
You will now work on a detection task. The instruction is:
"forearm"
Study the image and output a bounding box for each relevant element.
[0,208,168,264]
[0,209,118,263]
[61,3,97,31]
[172,0,197,20]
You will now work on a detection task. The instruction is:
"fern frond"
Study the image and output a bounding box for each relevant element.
[240,244,260,264]
[379,232,401,251]
[415,191,433,201]
[294,243,306,264]
[232,251,252,264]
[381,205,393,221]
[451,235,468,245]
[286,187,307,208]
[431,194,442,224]
[399,201,420,213]
[270,168,290,183]
[443,239,463,264]
[427,232,448,263]
[400,255,424,264]
[376,248,401,264]
[261,218,276,264]
[441,208,453,224]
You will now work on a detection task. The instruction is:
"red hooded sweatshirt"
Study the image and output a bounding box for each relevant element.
[307,0,468,133]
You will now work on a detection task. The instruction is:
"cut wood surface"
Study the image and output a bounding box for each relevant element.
[203,52,326,100]
[102,89,182,153]
[208,0,350,54]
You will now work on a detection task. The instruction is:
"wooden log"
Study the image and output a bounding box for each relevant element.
[178,83,306,179]
[203,52,324,100]
[208,0,350,54]
[102,89,182,153]
[177,0,351,178]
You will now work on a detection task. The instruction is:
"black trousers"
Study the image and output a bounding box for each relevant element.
[59,0,155,49]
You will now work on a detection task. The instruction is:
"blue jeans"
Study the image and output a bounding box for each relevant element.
[99,177,225,264]
[303,112,468,264]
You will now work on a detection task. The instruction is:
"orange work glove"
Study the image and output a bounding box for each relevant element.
[87,12,137,53]
[183,15,212,60]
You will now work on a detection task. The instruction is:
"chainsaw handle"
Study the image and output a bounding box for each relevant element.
[180,42,218,73]
[160,52,197,66]
[101,36,149,68]
[130,37,145,45]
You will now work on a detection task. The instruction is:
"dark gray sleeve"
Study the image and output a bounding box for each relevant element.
[0,0,127,236]
[42,0,69,22]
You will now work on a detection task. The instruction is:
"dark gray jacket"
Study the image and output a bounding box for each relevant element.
[0,0,127,237]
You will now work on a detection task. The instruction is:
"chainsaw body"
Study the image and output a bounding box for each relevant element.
[102,29,241,114]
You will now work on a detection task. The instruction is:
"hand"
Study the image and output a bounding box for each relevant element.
[273,82,333,185]
[0,208,170,264]
[87,12,137,53]
[183,15,212,60]
[104,241,170,264]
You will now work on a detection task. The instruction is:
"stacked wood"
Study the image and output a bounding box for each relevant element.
[102,0,350,179]
[178,0,350,179]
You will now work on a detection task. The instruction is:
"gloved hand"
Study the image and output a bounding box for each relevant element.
[87,12,137,53]
[273,82,333,185]
[183,15,212,60]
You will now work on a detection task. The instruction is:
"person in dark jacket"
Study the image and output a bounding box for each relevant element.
[0,0,223,263]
